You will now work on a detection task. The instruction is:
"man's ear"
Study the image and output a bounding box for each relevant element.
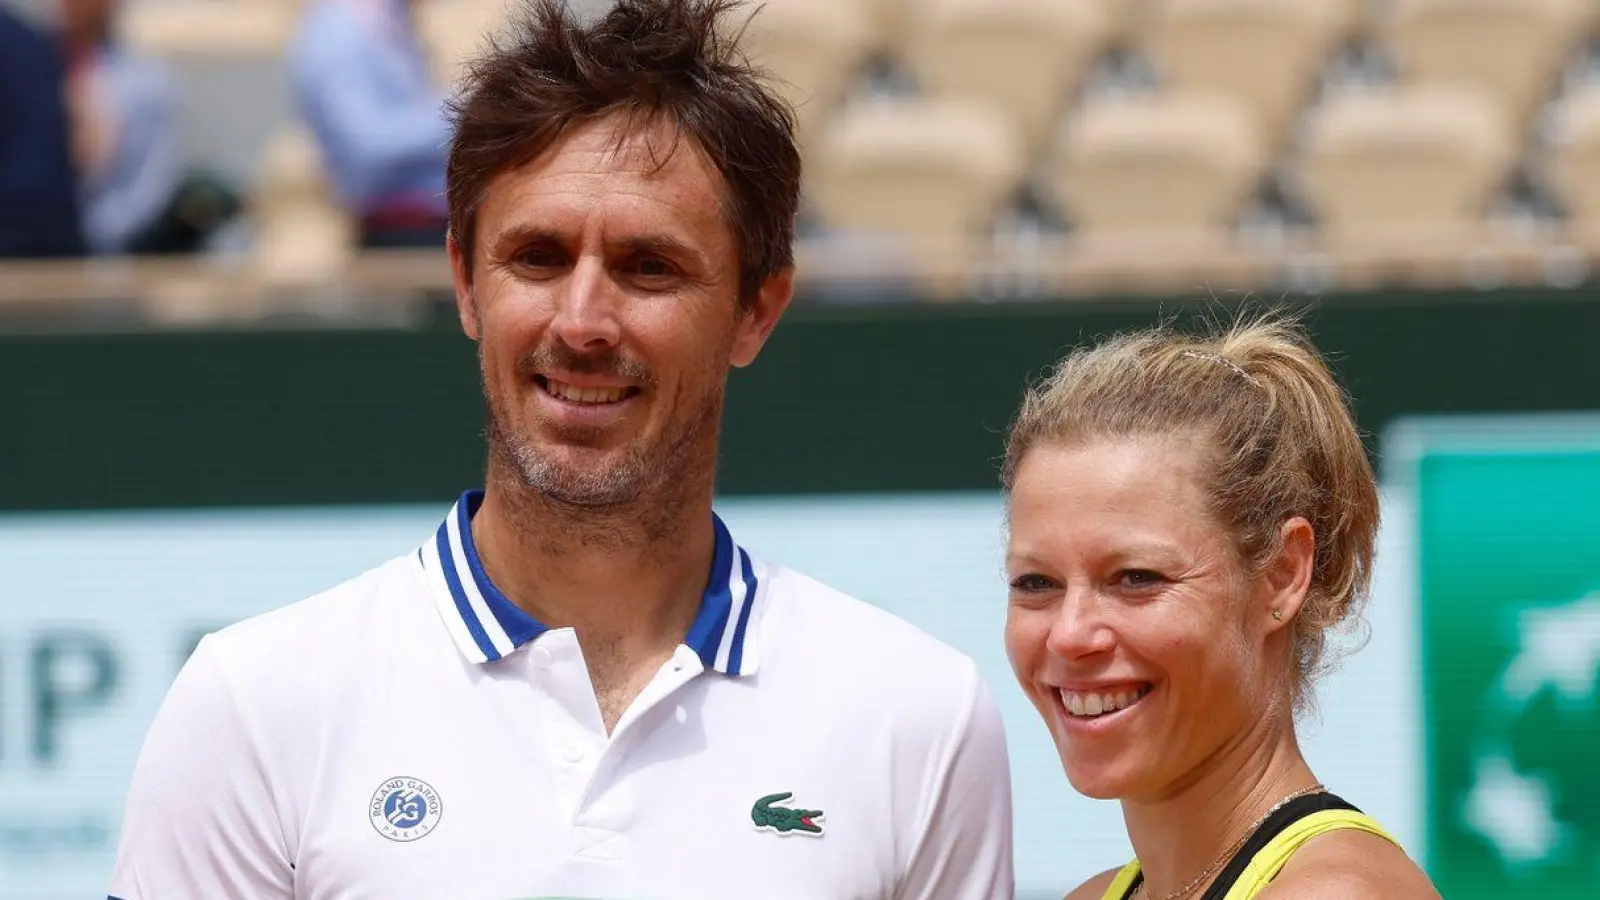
[448,232,480,341]
[730,267,795,368]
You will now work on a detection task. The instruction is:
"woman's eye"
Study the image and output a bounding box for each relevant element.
[1117,569,1165,589]
[1009,573,1058,593]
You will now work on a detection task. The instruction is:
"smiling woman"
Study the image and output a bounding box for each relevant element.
[1000,313,1443,900]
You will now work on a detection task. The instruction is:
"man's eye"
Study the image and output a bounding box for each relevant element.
[633,257,675,278]
[516,246,563,267]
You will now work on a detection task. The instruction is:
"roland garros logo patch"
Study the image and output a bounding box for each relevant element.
[370,776,443,842]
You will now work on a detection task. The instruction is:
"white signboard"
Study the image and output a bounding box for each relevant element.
[0,492,1421,899]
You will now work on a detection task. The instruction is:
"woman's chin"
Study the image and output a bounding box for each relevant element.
[1060,756,1135,800]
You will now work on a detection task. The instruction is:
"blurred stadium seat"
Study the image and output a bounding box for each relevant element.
[737,0,874,147]
[900,0,1110,156]
[808,97,1024,239]
[1296,85,1515,244]
[415,0,508,85]
[1544,84,1600,247]
[251,127,356,288]
[1138,0,1351,151]
[121,0,299,57]
[856,0,913,53]
[1098,0,1144,44]
[1043,92,1263,243]
[1385,0,1593,130]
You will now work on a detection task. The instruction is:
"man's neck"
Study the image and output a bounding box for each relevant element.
[1120,713,1317,899]
[469,465,717,730]
[472,476,715,639]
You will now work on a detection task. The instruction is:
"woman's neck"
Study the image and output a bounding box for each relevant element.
[1120,718,1318,899]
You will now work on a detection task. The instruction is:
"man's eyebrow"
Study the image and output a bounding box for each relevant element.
[485,224,564,255]
[615,234,704,263]
[484,223,711,270]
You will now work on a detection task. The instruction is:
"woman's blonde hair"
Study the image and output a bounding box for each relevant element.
[1002,312,1379,712]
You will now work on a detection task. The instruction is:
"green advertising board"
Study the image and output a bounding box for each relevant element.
[1389,414,1600,898]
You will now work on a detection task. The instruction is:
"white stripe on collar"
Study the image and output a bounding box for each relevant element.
[416,490,764,675]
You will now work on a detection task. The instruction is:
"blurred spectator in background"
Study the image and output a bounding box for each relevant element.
[288,0,452,249]
[59,0,235,255]
[0,2,85,258]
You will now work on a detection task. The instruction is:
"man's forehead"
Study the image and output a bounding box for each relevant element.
[528,116,717,188]
[482,117,728,232]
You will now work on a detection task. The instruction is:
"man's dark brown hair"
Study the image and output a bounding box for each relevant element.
[445,0,801,306]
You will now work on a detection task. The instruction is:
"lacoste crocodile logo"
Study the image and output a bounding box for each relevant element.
[751,791,824,836]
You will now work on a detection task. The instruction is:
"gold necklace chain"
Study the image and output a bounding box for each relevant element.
[1134,783,1326,900]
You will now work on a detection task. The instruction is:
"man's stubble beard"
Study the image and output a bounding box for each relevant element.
[482,372,725,549]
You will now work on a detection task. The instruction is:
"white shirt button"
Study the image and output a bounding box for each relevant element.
[563,744,585,763]
[532,646,553,669]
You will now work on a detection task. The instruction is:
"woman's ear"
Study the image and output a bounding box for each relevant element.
[1265,517,1315,629]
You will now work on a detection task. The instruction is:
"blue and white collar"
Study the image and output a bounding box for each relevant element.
[417,490,763,675]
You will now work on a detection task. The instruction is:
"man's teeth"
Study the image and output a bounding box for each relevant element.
[1060,685,1152,718]
[546,380,628,404]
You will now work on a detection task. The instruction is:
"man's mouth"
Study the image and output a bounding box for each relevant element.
[536,376,640,405]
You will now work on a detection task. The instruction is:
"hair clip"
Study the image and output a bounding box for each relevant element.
[1180,350,1260,386]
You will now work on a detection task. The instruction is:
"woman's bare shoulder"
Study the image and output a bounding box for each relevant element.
[1258,829,1441,900]
[1064,866,1128,900]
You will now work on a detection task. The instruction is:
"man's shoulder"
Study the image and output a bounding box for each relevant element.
[757,559,995,749]
[756,560,1008,792]
[761,560,977,678]
[201,553,426,678]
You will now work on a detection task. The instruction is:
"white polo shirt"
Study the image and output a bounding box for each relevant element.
[107,491,1014,900]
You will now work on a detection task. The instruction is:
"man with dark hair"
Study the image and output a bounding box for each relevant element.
[107,2,1015,898]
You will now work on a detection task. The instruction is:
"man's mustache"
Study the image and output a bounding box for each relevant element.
[514,346,654,384]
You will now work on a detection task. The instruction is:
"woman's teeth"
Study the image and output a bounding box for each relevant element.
[1060,684,1152,718]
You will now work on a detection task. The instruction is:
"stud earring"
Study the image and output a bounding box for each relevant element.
[1271,609,1284,621]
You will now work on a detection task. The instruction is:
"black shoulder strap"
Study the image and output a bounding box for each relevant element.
[1197,792,1361,900]
[1115,792,1361,900]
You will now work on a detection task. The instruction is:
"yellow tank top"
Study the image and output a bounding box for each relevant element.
[1098,808,1399,900]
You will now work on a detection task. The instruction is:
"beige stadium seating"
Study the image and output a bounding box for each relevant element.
[857,0,914,53]
[1386,0,1593,130]
[251,128,357,288]
[1043,92,1264,240]
[901,0,1113,156]
[1332,0,1370,36]
[1140,0,1352,150]
[1543,86,1600,246]
[121,0,302,58]
[807,99,1025,238]
[1099,0,1146,44]
[1297,86,1514,242]
[737,0,875,147]
[415,0,511,87]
